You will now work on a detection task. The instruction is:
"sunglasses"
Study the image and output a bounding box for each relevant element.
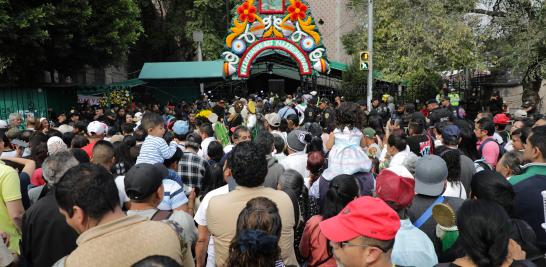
[331,241,388,252]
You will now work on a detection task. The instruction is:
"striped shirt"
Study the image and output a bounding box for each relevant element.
[158,179,188,211]
[136,136,178,164]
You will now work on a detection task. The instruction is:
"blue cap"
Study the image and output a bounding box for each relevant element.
[258,97,263,101]
[441,125,461,141]
[173,121,189,135]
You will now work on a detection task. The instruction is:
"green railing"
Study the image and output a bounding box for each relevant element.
[0,88,49,121]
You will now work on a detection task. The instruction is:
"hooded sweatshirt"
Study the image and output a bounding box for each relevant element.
[264,155,285,189]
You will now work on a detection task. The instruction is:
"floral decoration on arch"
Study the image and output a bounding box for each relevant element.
[287,1,307,21]
[237,2,258,22]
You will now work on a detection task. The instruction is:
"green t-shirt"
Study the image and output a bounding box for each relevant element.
[0,161,22,252]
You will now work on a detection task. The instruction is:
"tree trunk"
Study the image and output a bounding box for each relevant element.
[523,78,542,105]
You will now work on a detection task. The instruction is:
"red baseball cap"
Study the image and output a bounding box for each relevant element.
[494,114,509,125]
[376,169,416,211]
[319,196,401,242]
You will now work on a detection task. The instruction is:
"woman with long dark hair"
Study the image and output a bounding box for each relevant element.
[29,143,48,187]
[199,163,226,202]
[436,200,531,267]
[300,174,360,267]
[279,169,319,264]
[225,197,284,267]
[434,146,466,199]
[459,128,482,161]
[459,128,492,171]
[111,141,134,175]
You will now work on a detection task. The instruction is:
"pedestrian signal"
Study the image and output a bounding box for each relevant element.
[360,51,370,70]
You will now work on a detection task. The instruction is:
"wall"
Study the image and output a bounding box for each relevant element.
[498,80,546,114]
[306,0,354,64]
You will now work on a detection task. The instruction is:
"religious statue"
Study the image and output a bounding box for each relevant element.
[260,0,284,13]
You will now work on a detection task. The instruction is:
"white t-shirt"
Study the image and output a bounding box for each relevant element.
[223,144,234,154]
[0,150,28,158]
[389,146,411,167]
[443,182,467,199]
[114,176,130,208]
[194,184,229,267]
[505,140,514,152]
[364,143,382,159]
[304,177,311,189]
[280,152,309,178]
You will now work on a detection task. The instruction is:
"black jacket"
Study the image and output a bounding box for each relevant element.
[319,107,335,128]
[303,106,320,124]
[427,107,455,127]
[22,194,79,267]
[486,97,503,113]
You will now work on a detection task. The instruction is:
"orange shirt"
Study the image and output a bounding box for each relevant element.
[299,215,337,267]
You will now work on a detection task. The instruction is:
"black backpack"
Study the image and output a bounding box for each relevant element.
[478,138,506,164]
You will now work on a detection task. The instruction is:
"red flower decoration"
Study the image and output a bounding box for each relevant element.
[287,1,307,21]
[237,2,258,22]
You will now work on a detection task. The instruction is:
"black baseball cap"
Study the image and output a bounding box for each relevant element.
[186,132,203,148]
[92,105,103,111]
[104,109,116,117]
[69,109,80,117]
[356,99,367,106]
[319,98,330,104]
[309,97,318,105]
[522,100,535,108]
[427,99,439,105]
[409,112,426,121]
[441,96,450,101]
[124,163,169,200]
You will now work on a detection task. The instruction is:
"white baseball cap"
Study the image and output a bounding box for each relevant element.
[58,124,74,134]
[87,121,105,136]
[133,112,143,122]
[0,120,7,129]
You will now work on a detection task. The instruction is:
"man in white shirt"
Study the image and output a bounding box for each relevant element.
[194,172,229,267]
[198,123,216,160]
[280,129,309,178]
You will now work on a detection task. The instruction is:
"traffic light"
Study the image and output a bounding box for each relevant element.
[360,51,370,70]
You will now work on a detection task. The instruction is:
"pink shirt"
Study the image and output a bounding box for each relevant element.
[477,137,499,167]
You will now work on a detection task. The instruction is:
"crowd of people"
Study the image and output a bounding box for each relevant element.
[0,87,545,267]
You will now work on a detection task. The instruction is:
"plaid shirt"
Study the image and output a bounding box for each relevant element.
[177,150,210,189]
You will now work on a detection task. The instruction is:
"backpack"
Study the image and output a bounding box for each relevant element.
[474,157,492,172]
[478,138,506,164]
[150,210,173,221]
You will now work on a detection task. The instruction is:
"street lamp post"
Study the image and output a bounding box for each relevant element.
[193,30,204,95]
[367,0,373,111]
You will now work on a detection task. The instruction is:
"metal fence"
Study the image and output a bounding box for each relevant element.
[0,88,49,121]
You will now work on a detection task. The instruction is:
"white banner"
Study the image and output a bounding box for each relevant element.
[78,95,103,105]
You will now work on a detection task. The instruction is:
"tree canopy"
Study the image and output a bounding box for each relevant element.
[0,0,143,83]
[342,0,546,101]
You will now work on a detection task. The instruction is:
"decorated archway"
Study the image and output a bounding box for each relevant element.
[221,0,331,79]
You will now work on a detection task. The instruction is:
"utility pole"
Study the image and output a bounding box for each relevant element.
[194,30,204,94]
[367,0,373,111]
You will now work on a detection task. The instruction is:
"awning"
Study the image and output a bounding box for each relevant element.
[138,61,225,80]
[76,79,145,95]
